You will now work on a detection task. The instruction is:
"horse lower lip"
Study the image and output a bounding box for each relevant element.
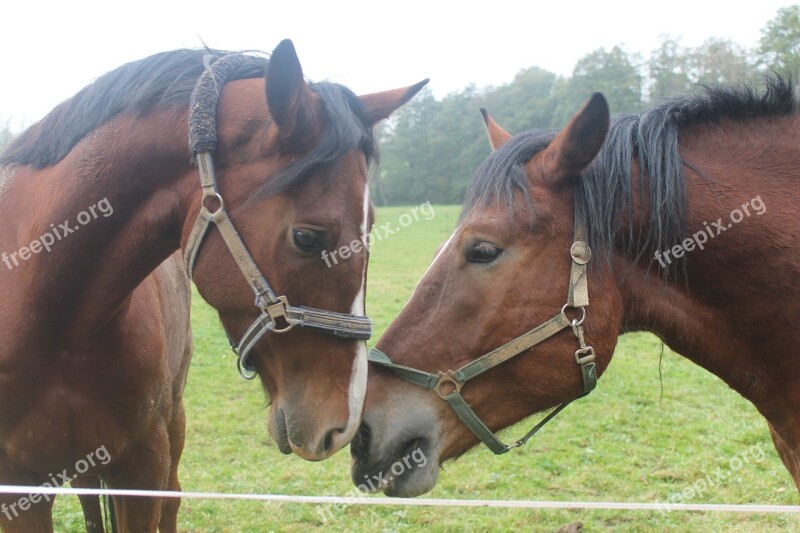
[380,438,427,492]
[274,408,291,454]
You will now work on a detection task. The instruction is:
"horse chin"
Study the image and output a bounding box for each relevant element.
[381,457,439,498]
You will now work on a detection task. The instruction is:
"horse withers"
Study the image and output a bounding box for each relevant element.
[0,40,424,531]
[353,79,800,498]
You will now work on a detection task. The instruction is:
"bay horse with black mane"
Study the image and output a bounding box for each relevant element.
[353,78,800,498]
[0,40,424,531]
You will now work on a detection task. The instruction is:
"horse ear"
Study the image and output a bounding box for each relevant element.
[265,39,317,148]
[541,92,609,183]
[479,108,512,150]
[360,79,429,124]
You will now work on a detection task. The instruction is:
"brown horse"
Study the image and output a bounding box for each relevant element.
[0,40,424,531]
[353,78,800,498]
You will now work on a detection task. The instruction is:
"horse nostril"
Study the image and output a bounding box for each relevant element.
[322,430,334,454]
[321,424,349,454]
[350,422,371,461]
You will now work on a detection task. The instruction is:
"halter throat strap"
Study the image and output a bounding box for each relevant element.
[368,203,597,454]
[184,54,372,380]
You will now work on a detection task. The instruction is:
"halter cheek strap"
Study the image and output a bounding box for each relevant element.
[184,152,372,379]
[368,204,597,454]
[185,54,372,380]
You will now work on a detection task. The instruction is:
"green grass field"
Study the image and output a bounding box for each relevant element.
[52,205,799,532]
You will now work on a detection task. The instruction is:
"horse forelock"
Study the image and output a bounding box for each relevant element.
[252,81,378,199]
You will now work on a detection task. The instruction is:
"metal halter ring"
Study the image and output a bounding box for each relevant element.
[237,353,258,381]
[202,192,225,214]
[561,303,586,326]
[434,371,463,400]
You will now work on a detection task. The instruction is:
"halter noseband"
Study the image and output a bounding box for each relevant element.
[368,204,597,454]
[184,53,372,380]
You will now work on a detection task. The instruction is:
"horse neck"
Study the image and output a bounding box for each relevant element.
[613,116,800,415]
[0,108,198,345]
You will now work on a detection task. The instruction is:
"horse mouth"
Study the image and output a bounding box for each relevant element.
[271,407,292,454]
[351,424,438,497]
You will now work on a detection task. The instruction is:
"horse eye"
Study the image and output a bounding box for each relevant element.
[292,228,322,252]
[467,242,502,263]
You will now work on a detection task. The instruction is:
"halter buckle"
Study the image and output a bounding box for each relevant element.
[575,346,595,365]
[263,296,294,333]
[434,371,463,400]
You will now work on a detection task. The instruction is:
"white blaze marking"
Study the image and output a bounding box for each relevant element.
[350,182,370,318]
[344,182,370,433]
[422,227,459,280]
[404,226,460,304]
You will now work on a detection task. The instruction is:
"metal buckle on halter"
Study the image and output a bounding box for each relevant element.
[505,439,526,450]
[434,371,463,400]
[575,346,595,365]
[261,295,294,333]
[575,346,598,395]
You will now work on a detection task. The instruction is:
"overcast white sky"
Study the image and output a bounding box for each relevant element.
[0,0,794,128]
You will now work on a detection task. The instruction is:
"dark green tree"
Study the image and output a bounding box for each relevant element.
[376,88,439,205]
[758,5,800,76]
[649,35,694,102]
[374,16,800,206]
[556,46,644,124]
[690,38,752,86]
[482,66,560,132]
[426,86,486,203]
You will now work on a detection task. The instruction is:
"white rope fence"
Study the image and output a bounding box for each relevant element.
[0,485,798,513]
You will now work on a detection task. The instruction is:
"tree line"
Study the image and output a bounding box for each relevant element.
[374,5,800,205]
[2,6,799,207]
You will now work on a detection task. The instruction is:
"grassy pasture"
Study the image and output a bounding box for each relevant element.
[51,205,798,531]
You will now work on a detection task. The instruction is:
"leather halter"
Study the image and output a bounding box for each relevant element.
[184,54,372,380]
[368,204,598,454]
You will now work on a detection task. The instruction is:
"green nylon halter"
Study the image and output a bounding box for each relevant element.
[367,204,598,455]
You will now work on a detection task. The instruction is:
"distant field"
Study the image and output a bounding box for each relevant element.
[52,205,798,531]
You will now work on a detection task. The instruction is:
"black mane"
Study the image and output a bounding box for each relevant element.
[463,75,797,266]
[0,49,377,197]
[1,49,266,169]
